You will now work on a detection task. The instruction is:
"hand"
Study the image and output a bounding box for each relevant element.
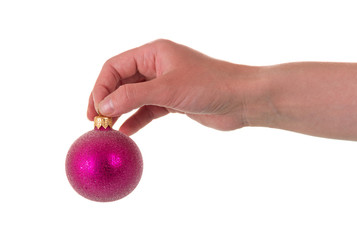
[87,39,266,135]
[88,39,357,140]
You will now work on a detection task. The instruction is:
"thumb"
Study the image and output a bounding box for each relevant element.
[98,78,169,117]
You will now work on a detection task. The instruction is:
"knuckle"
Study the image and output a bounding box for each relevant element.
[120,84,136,104]
[101,58,121,83]
[102,58,113,69]
[151,38,174,49]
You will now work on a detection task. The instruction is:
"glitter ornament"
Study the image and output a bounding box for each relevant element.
[66,116,143,202]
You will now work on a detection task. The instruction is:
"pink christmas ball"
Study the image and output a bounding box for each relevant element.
[66,127,143,202]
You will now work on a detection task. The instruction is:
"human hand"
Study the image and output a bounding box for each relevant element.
[87,39,267,135]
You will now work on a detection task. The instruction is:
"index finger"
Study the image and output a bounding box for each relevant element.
[87,44,158,120]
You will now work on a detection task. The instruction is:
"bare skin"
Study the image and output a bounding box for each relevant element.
[87,39,357,140]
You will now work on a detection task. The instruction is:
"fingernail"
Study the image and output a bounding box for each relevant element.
[99,97,114,115]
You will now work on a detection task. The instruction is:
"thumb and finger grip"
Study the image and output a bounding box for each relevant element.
[98,78,169,117]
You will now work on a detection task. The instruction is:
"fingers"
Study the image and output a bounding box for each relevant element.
[87,73,146,120]
[119,105,169,136]
[87,92,96,120]
[87,44,157,120]
[98,76,170,117]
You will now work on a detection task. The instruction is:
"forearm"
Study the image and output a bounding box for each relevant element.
[88,40,357,139]
[249,62,357,140]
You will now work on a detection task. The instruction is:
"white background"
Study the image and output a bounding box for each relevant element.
[1,0,356,239]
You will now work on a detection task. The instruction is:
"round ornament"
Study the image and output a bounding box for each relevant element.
[66,116,143,202]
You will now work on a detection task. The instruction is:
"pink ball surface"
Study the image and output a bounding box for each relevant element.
[66,127,143,202]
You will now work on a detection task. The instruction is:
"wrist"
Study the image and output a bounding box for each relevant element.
[237,65,278,128]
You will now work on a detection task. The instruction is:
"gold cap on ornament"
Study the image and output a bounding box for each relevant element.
[94,115,113,129]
